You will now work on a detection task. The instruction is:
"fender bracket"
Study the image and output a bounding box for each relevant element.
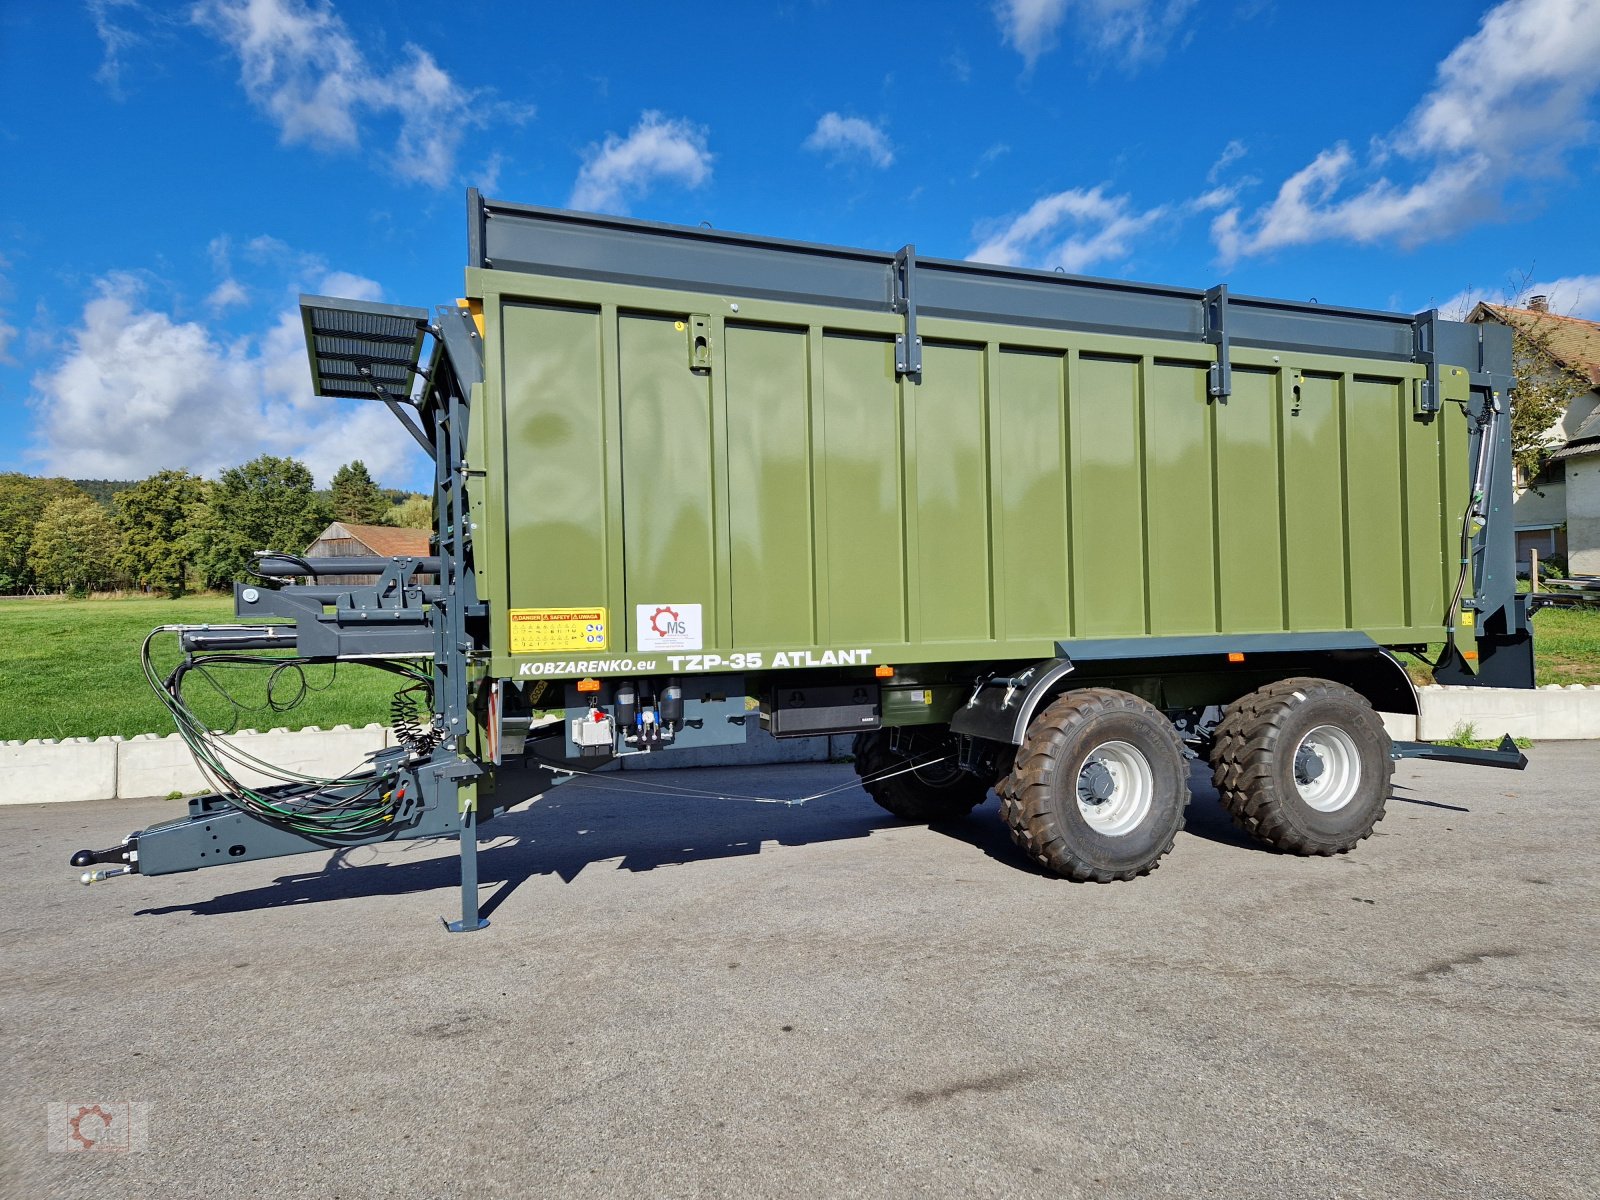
[949,658,1076,745]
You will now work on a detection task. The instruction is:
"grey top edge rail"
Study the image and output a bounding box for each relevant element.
[468,189,1481,367]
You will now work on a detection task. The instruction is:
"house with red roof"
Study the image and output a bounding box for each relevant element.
[1469,298,1600,577]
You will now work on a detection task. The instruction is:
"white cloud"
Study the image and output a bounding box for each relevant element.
[89,0,143,98]
[27,273,425,486]
[1215,0,1600,261]
[803,113,894,168]
[206,278,250,311]
[474,151,504,195]
[317,270,383,302]
[969,187,1168,274]
[1437,274,1600,322]
[995,0,1197,68]
[569,111,713,214]
[1207,139,1247,183]
[192,0,487,187]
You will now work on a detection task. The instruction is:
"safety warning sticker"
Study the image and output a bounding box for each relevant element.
[509,608,607,653]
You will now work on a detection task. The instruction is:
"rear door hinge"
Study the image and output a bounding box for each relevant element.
[893,245,922,378]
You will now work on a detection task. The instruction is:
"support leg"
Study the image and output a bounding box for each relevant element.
[444,802,489,933]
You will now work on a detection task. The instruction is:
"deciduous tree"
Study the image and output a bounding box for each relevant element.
[0,474,89,592]
[188,455,331,588]
[27,494,124,594]
[384,494,433,530]
[115,469,206,596]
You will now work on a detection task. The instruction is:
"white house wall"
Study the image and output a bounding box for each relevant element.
[1567,451,1600,575]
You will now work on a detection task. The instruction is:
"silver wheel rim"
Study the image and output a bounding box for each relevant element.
[1076,740,1154,836]
[1294,724,1362,812]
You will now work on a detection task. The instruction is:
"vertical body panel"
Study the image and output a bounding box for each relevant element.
[1440,368,1474,622]
[996,349,1071,639]
[821,334,906,644]
[1144,361,1216,634]
[500,301,610,611]
[1070,354,1146,636]
[1281,373,1349,630]
[618,314,717,648]
[913,342,992,641]
[724,324,816,644]
[1345,376,1408,629]
[1402,395,1446,629]
[1214,368,1285,632]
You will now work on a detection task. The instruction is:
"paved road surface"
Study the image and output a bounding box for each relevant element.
[2,745,1596,1198]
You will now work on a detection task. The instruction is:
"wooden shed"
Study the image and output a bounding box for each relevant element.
[304,522,433,585]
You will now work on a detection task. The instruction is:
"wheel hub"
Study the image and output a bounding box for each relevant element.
[1294,743,1325,785]
[1078,760,1115,804]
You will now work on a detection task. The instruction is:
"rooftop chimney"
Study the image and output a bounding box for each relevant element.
[1529,294,1550,312]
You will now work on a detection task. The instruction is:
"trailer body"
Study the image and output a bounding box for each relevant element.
[476,228,1475,680]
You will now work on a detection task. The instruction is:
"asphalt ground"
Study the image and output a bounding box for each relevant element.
[2,744,1596,1199]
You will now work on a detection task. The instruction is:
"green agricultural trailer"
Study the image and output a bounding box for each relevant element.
[75,192,1532,929]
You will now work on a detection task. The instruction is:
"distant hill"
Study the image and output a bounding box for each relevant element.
[72,479,137,507]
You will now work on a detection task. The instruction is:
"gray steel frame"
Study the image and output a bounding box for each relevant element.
[472,190,1426,365]
[84,298,501,932]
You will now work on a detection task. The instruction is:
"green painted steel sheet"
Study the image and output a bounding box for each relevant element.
[477,270,1468,679]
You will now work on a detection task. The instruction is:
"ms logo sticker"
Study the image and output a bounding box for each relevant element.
[636,603,702,651]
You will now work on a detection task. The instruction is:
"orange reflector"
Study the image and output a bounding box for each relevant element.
[875,665,895,678]
[1227,652,1246,663]
[576,677,601,693]
[1463,651,1479,661]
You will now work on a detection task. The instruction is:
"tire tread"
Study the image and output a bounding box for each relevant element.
[1209,677,1392,855]
[998,689,1186,882]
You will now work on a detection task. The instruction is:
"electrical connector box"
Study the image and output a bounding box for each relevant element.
[571,713,616,754]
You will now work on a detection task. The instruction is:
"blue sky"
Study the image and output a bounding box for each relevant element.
[2,0,1597,494]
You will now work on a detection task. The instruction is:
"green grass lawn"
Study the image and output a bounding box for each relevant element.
[0,595,399,742]
[1396,604,1600,689]
[1526,604,1600,685]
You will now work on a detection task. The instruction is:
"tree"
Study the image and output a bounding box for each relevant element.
[1508,317,1589,481]
[188,455,331,589]
[115,469,206,597]
[329,460,390,524]
[0,475,90,593]
[385,494,433,530]
[27,494,124,594]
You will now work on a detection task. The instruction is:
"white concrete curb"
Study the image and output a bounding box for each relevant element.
[1,724,389,806]
[3,683,1596,805]
[1415,683,1600,741]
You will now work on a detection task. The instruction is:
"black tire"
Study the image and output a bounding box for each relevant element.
[1209,677,1393,855]
[997,689,1188,882]
[852,729,989,822]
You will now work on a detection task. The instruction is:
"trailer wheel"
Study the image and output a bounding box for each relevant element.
[852,729,989,822]
[997,689,1187,882]
[1209,678,1392,855]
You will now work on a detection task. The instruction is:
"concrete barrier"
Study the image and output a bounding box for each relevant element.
[1416,683,1600,741]
[0,737,120,804]
[115,724,389,798]
[3,683,1596,805]
[0,725,389,806]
